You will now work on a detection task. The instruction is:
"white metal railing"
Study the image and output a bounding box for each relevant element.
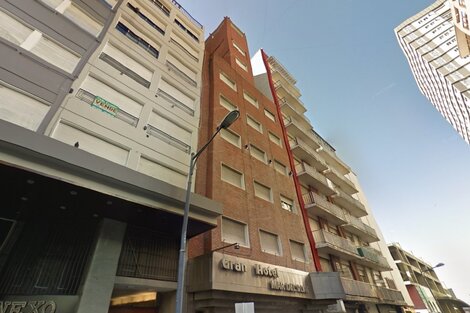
[341,277,377,298]
[358,246,389,268]
[303,192,345,219]
[296,162,328,185]
[334,188,366,213]
[324,165,356,190]
[313,230,359,256]
[291,137,327,168]
[345,214,378,239]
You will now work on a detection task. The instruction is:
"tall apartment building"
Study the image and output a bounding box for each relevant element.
[0,1,221,313]
[187,17,410,313]
[450,0,470,57]
[395,0,470,144]
[188,17,318,313]
[254,52,411,313]
[388,243,469,313]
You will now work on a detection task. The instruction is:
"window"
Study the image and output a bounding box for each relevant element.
[247,115,262,133]
[79,75,143,121]
[174,18,199,42]
[254,181,272,202]
[63,2,103,35]
[100,42,153,88]
[220,72,237,91]
[232,41,246,56]
[259,230,281,255]
[221,164,244,189]
[280,195,294,212]
[170,33,198,61]
[157,79,195,116]
[220,128,241,148]
[41,0,103,36]
[264,109,275,122]
[320,257,333,271]
[219,94,237,111]
[52,122,129,165]
[222,217,249,247]
[116,22,159,59]
[127,2,165,35]
[273,160,287,175]
[166,54,197,86]
[290,240,306,262]
[0,11,80,73]
[0,83,50,131]
[147,111,191,153]
[269,132,282,146]
[236,58,248,71]
[138,156,187,188]
[250,144,267,163]
[243,91,258,108]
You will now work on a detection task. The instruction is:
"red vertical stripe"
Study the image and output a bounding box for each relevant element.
[260,49,322,272]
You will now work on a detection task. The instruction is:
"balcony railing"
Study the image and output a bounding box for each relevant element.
[344,214,378,241]
[310,272,405,304]
[289,137,327,171]
[171,0,203,29]
[357,246,390,269]
[268,56,297,85]
[273,80,304,107]
[341,277,377,298]
[323,165,357,194]
[303,192,346,223]
[376,286,405,302]
[284,116,322,150]
[313,230,359,257]
[279,96,307,118]
[295,162,335,196]
[332,188,367,217]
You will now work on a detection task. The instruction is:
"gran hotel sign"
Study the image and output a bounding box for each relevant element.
[195,253,313,298]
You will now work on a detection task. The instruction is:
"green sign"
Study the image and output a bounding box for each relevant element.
[91,96,119,117]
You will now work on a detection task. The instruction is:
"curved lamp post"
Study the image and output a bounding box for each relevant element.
[421,263,445,313]
[175,110,240,313]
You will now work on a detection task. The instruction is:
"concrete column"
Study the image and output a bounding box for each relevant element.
[76,218,127,313]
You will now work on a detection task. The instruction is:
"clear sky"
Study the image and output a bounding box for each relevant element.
[179,0,470,303]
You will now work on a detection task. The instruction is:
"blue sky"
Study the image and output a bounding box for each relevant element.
[179,0,470,303]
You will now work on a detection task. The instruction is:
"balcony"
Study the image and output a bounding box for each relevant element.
[284,116,321,150]
[357,246,391,271]
[375,286,406,303]
[323,166,357,195]
[279,97,310,129]
[268,56,297,85]
[310,273,406,305]
[342,214,379,243]
[273,79,302,102]
[289,137,328,171]
[274,80,305,111]
[312,229,360,260]
[295,162,335,196]
[331,188,367,217]
[302,192,347,225]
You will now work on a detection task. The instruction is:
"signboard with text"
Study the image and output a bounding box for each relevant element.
[91,96,119,117]
[189,252,314,299]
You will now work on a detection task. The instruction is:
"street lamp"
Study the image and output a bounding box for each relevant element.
[175,110,240,313]
[421,263,445,313]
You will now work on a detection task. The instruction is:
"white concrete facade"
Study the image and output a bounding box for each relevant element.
[396,0,470,144]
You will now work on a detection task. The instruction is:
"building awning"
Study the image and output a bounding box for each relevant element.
[0,121,222,236]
